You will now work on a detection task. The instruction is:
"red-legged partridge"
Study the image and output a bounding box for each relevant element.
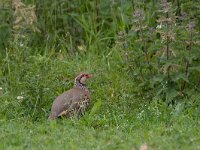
[48,73,92,120]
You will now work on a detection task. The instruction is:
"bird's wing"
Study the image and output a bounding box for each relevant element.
[49,89,85,118]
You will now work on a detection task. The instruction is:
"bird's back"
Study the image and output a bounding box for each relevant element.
[48,88,88,119]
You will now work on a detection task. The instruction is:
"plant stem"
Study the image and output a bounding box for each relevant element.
[181,27,193,91]
[95,0,99,31]
[138,19,150,65]
[176,0,181,16]
[185,28,193,75]
[131,0,135,11]
[166,11,170,81]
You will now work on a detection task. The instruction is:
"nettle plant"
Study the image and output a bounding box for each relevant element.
[124,0,200,104]
[152,0,179,103]
[152,0,200,103]
[121,7,159,100]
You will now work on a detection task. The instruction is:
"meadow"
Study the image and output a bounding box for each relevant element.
[0,0,200,149]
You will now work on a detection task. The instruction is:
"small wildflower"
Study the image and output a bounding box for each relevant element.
[77,45,84,51]
[188,22,195,31]
[0,87,2,96]
[156,24,162,29]
[133,9,145,21]
[19,43,24,47]
[161,0,171,13]
[17,96,24,100]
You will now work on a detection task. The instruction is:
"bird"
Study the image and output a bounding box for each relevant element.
[48,73,92,120]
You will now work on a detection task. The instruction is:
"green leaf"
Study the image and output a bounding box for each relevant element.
[189,66,200,72]
[153,75,164,82]
[166,88,179,102]
[153,84,165,100]
[0,24,10,48]
[172,73,189,83]
[89,100,102,116]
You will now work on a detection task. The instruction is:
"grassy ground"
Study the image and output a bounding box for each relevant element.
[1,113,199,150]
[0,48,200,149]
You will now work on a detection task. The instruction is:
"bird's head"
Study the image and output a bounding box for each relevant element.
[74,72,92,86]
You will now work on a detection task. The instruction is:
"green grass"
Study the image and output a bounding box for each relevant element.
[0,48,200,149]
[0,109,199,150]
[1,0,200,149]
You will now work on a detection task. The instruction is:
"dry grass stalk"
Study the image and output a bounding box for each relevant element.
[12,0,39,40]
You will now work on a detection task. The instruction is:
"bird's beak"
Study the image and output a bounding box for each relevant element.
[87,74,92,78]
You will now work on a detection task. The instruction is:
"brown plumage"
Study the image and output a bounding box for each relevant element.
[48,73,92,120]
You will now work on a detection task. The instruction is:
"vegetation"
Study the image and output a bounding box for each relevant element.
[0,0,200,149]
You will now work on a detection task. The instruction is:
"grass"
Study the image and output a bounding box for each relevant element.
[0,108,199,150]
[1,0,200,149]
[0,47,200,149]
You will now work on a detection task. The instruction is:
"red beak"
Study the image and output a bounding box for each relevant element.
[87,74,92,78]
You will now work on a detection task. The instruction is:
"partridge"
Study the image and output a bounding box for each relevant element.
[48,73,92,120]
